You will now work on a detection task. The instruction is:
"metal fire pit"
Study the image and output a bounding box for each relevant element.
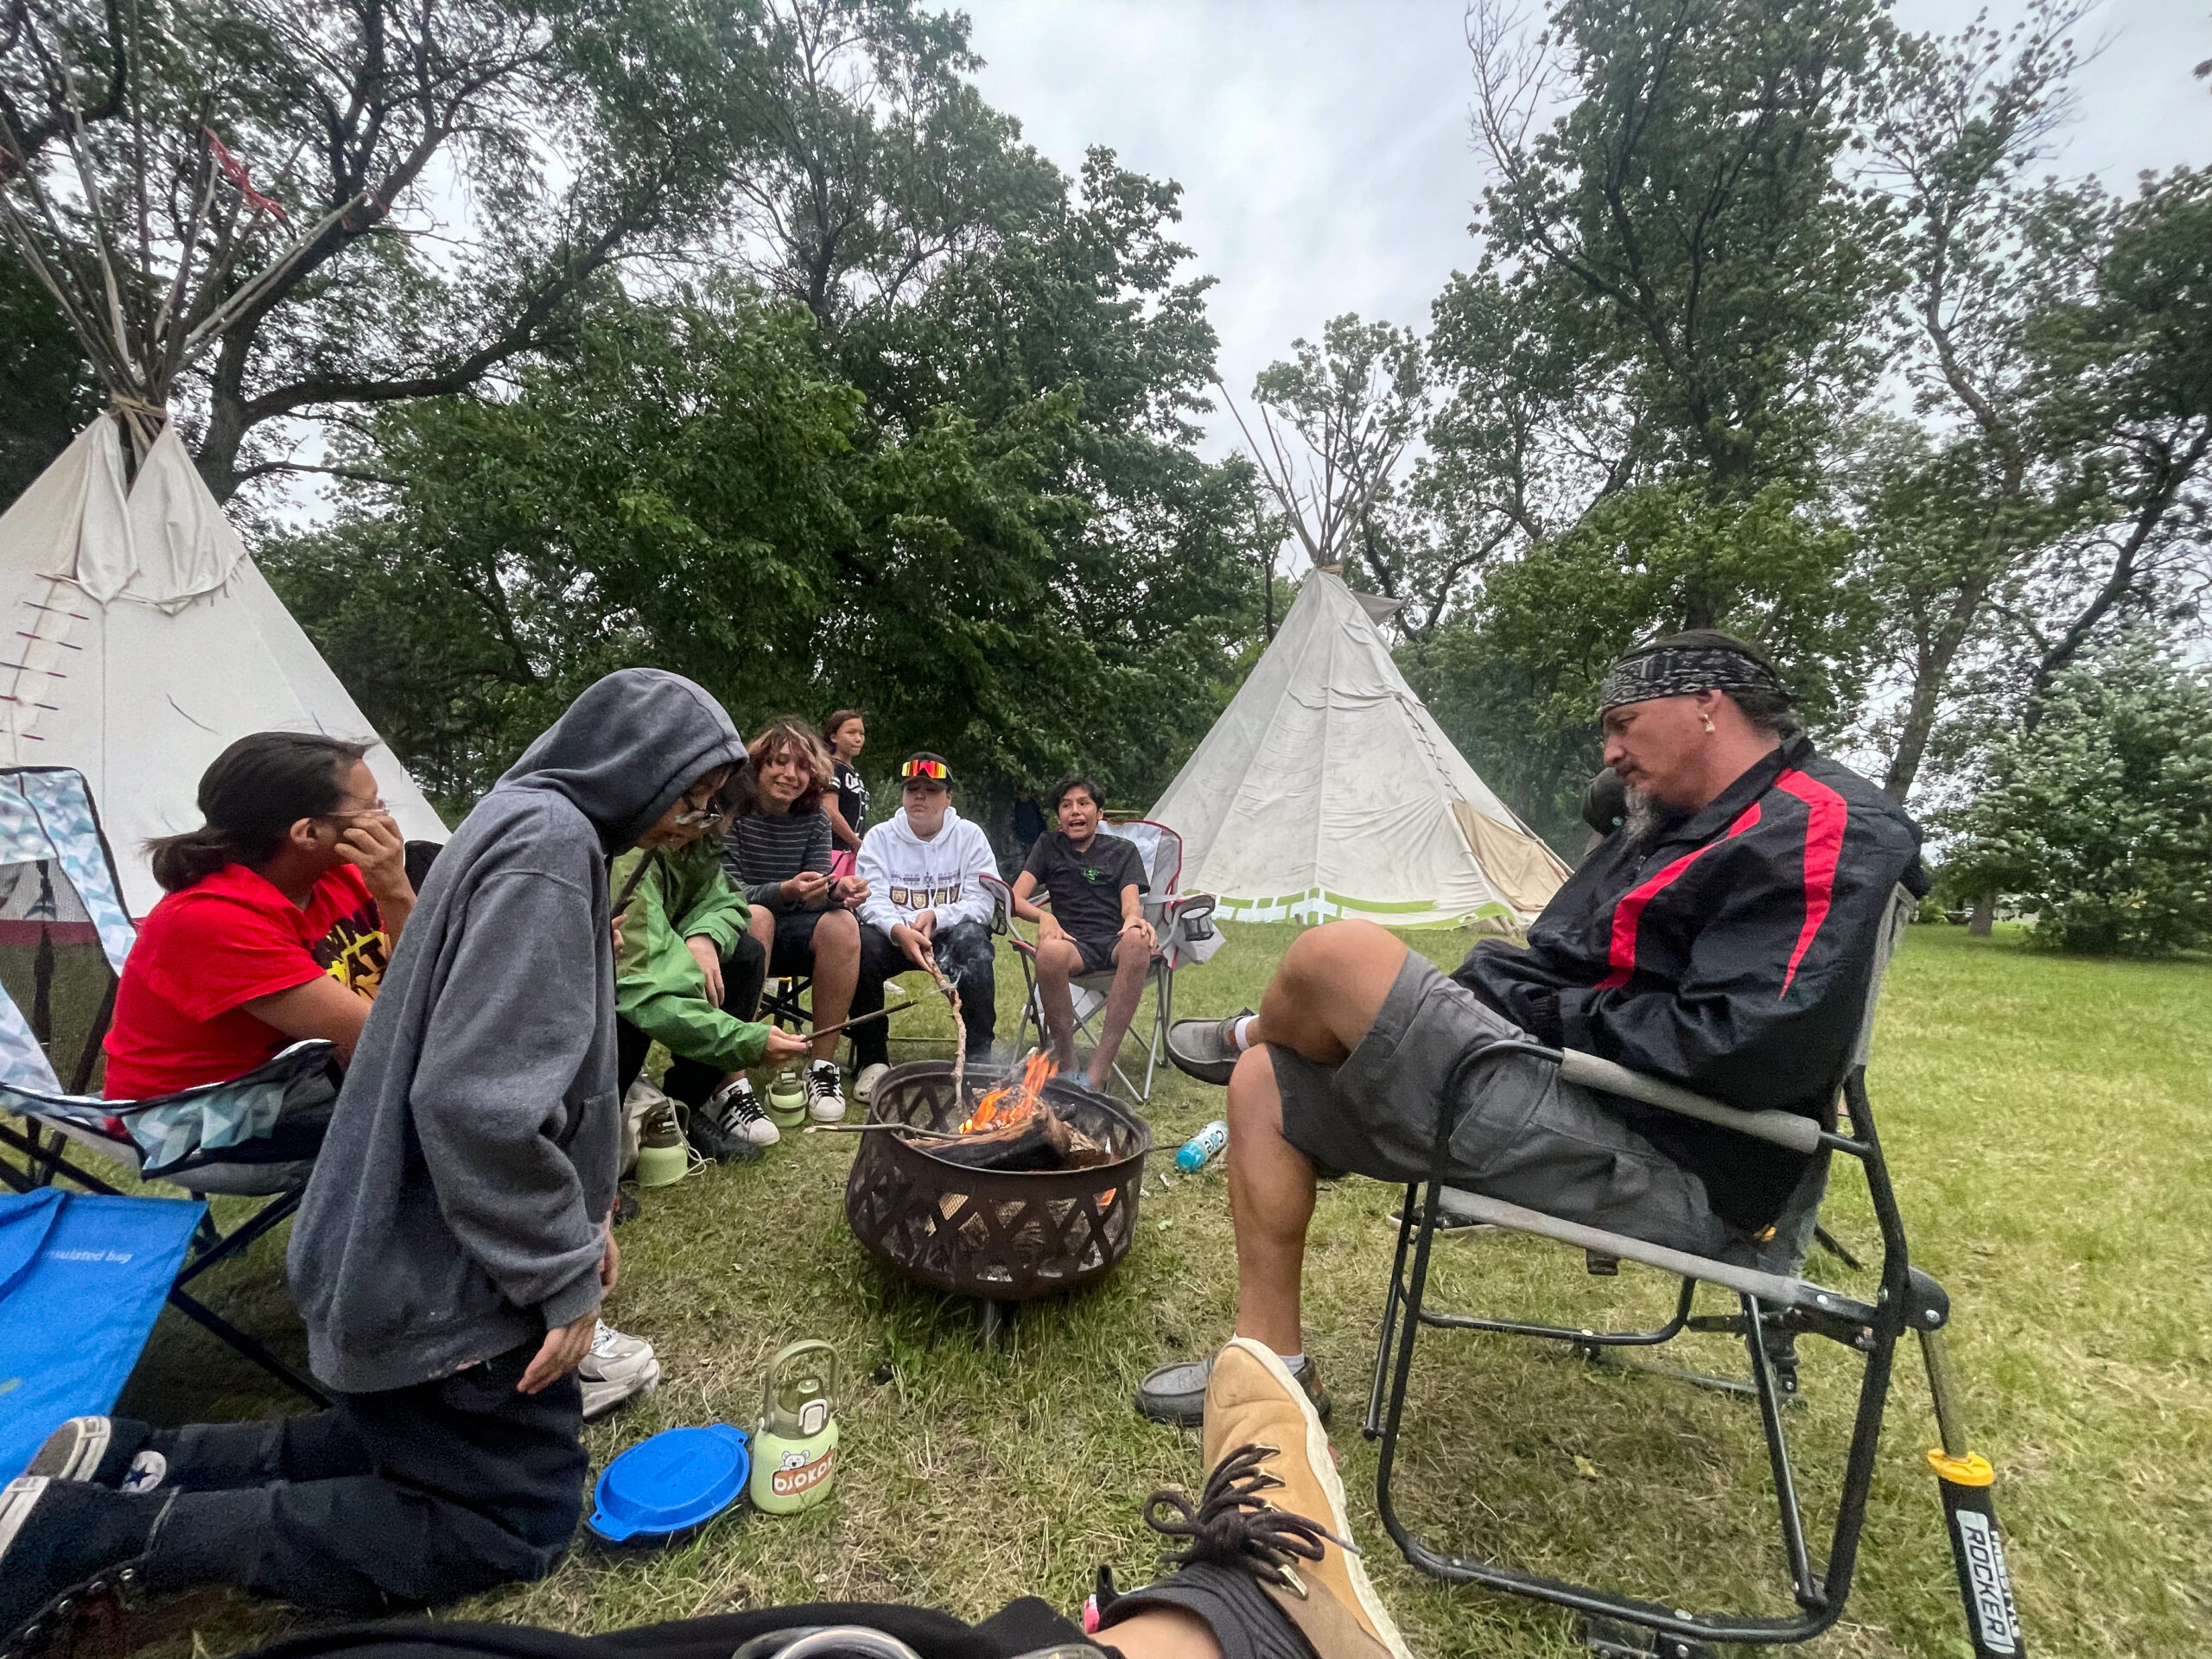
[844,1060,1150,1310]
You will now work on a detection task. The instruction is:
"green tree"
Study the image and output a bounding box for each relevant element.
[2,0,777,500]
[0,254,96,502]
[265,149,1264,812]
[1230,314,1427,621]
[1404,480,1872,846]
[1940,636,2212,957]
[1466,0,1891,513]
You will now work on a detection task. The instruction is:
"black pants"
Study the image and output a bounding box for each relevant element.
[614,932,767,1107]
[853,919,995,1070]
[142,1340,585,1615]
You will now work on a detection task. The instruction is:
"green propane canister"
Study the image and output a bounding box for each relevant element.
[765,1069,807,1129]
[748,1339,840,1514]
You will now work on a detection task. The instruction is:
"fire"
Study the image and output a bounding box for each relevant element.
[959,1050,1057,1134]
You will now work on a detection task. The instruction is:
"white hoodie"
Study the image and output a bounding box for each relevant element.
[855,805,998,935]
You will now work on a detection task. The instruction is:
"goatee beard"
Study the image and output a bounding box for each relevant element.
[1622,786,1668,849]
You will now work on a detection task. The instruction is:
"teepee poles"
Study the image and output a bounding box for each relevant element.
[0,37,358,473]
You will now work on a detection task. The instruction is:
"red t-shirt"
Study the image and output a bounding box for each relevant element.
[102,863,389,1100]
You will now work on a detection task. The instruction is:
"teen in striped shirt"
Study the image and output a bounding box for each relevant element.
[723,718,874,1120]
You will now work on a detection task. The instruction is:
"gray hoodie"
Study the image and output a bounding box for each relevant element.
[287,669,746,1394]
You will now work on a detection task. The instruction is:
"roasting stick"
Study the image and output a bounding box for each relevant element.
[806,1121,965,1140]
[804,997,918,1043]
[943,973,967,1103]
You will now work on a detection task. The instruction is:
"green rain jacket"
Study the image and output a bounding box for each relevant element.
[611,838,772,1071]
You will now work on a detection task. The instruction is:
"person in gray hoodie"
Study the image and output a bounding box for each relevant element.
[0,669,749,1640]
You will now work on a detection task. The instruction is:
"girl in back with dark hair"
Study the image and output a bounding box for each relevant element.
[819,709,869,875]
[102,732,421,1098]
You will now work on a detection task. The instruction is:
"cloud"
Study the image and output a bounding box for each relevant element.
[961,0,2212,461]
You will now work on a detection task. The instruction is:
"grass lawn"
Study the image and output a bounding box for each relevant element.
[88,925,2212,1658]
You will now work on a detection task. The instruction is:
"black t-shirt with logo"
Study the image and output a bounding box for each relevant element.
[1021,830,1147,943]
[833,759,869,835]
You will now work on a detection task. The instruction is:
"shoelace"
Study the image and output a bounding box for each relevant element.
[718,1085,766,1129]
[805,1069,841,1101]
[1141,1442,1354,1597]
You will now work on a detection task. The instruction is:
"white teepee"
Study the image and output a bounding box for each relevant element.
[1150,570,1568,929]
[0,414,446,916]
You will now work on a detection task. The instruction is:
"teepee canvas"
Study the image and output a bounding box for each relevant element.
[1151,570,1568,928]
[3,109,448,915]
[0,414,445,916]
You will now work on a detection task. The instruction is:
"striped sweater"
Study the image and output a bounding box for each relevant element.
[722,808,834,912]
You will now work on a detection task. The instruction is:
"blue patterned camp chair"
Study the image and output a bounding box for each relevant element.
[0,766,334,1403]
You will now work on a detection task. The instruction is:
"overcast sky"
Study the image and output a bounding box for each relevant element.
[960,0,2212,461]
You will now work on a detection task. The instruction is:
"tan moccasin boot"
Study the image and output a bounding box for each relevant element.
[1199,1338,1413,1659]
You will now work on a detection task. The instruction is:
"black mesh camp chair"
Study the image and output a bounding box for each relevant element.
[0,766,336,1405]
[1362,886,2024,1659]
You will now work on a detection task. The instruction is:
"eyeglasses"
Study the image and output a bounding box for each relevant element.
[900,758,949,780]
[319,798,387,823]
[671,779,729,824]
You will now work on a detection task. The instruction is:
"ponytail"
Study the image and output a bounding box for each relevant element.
[147,733,370,893]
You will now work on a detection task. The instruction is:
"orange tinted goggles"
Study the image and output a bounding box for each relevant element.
[901,758,949,780]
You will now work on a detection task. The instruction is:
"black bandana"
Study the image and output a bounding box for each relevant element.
[1599,644,1789,714]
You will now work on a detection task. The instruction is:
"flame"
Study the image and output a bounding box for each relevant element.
[959,1050,1057,1134]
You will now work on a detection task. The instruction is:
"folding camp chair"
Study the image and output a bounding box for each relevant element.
[0,766,336,1405]
[0,1186,206,1478]
[985,822,1221,1102]
[1362,886,2024,1659]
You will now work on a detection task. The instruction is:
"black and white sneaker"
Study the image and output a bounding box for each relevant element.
[804,1059,847,1123]
[22,1419,167,1495]
[710,1077,779,1147]
[1,1478,159,1659]
[682,1093,767,1166]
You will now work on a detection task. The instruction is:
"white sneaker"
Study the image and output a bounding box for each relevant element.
[804,1058,847,1122]
[578,1320,661,1421]
[854,1062,890,1103]
[710,1077,779,1145]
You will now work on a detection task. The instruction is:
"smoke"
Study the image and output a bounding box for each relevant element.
[930,922,993,979]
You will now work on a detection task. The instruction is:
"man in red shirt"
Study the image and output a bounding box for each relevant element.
[102,734,416,1099]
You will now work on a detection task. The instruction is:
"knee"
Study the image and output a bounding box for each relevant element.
[1115,933,1150,971]
[1281,918,1386,980]
[817,910,858,957]
[1224,1046,1282,1136]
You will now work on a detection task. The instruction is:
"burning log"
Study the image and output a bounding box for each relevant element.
[918,1050,1113,1173]
[925,1106,1077,1172]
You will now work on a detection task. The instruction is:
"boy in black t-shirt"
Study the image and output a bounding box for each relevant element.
[1011,775,1152,1092]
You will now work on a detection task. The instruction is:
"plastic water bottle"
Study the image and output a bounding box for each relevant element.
[1176,1120,1229,1172]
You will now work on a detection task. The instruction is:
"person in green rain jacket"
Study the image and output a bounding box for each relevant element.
[613,817,809,1162]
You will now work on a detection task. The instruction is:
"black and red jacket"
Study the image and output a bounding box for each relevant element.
[1456,734,1925,1232]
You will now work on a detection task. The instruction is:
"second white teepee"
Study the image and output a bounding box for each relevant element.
[0,414,446,916]
[1150,570,1568,928]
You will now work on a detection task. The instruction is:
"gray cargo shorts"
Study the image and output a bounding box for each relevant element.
[1269,950,1729,1258]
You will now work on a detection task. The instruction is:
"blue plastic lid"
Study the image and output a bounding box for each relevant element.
[587,1424,751,1545]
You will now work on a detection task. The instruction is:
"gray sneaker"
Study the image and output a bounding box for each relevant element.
[1163,1009,1254,1087]
[1135,1350,1329,1427]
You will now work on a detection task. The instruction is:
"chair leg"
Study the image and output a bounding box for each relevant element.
[1371,1177,1451,1560]
[1742,1294,1821,1611]
[163,1286,329,1407]
[175,1191,302,1287]
[1363,1183,1422,1439]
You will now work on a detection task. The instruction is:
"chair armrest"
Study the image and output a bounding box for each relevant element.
[979,874,1037,956]
[1554,1049,1824,1154]
[1160,892,1216,922]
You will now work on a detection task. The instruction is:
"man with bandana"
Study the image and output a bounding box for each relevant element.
[1135,630,1925,1425]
